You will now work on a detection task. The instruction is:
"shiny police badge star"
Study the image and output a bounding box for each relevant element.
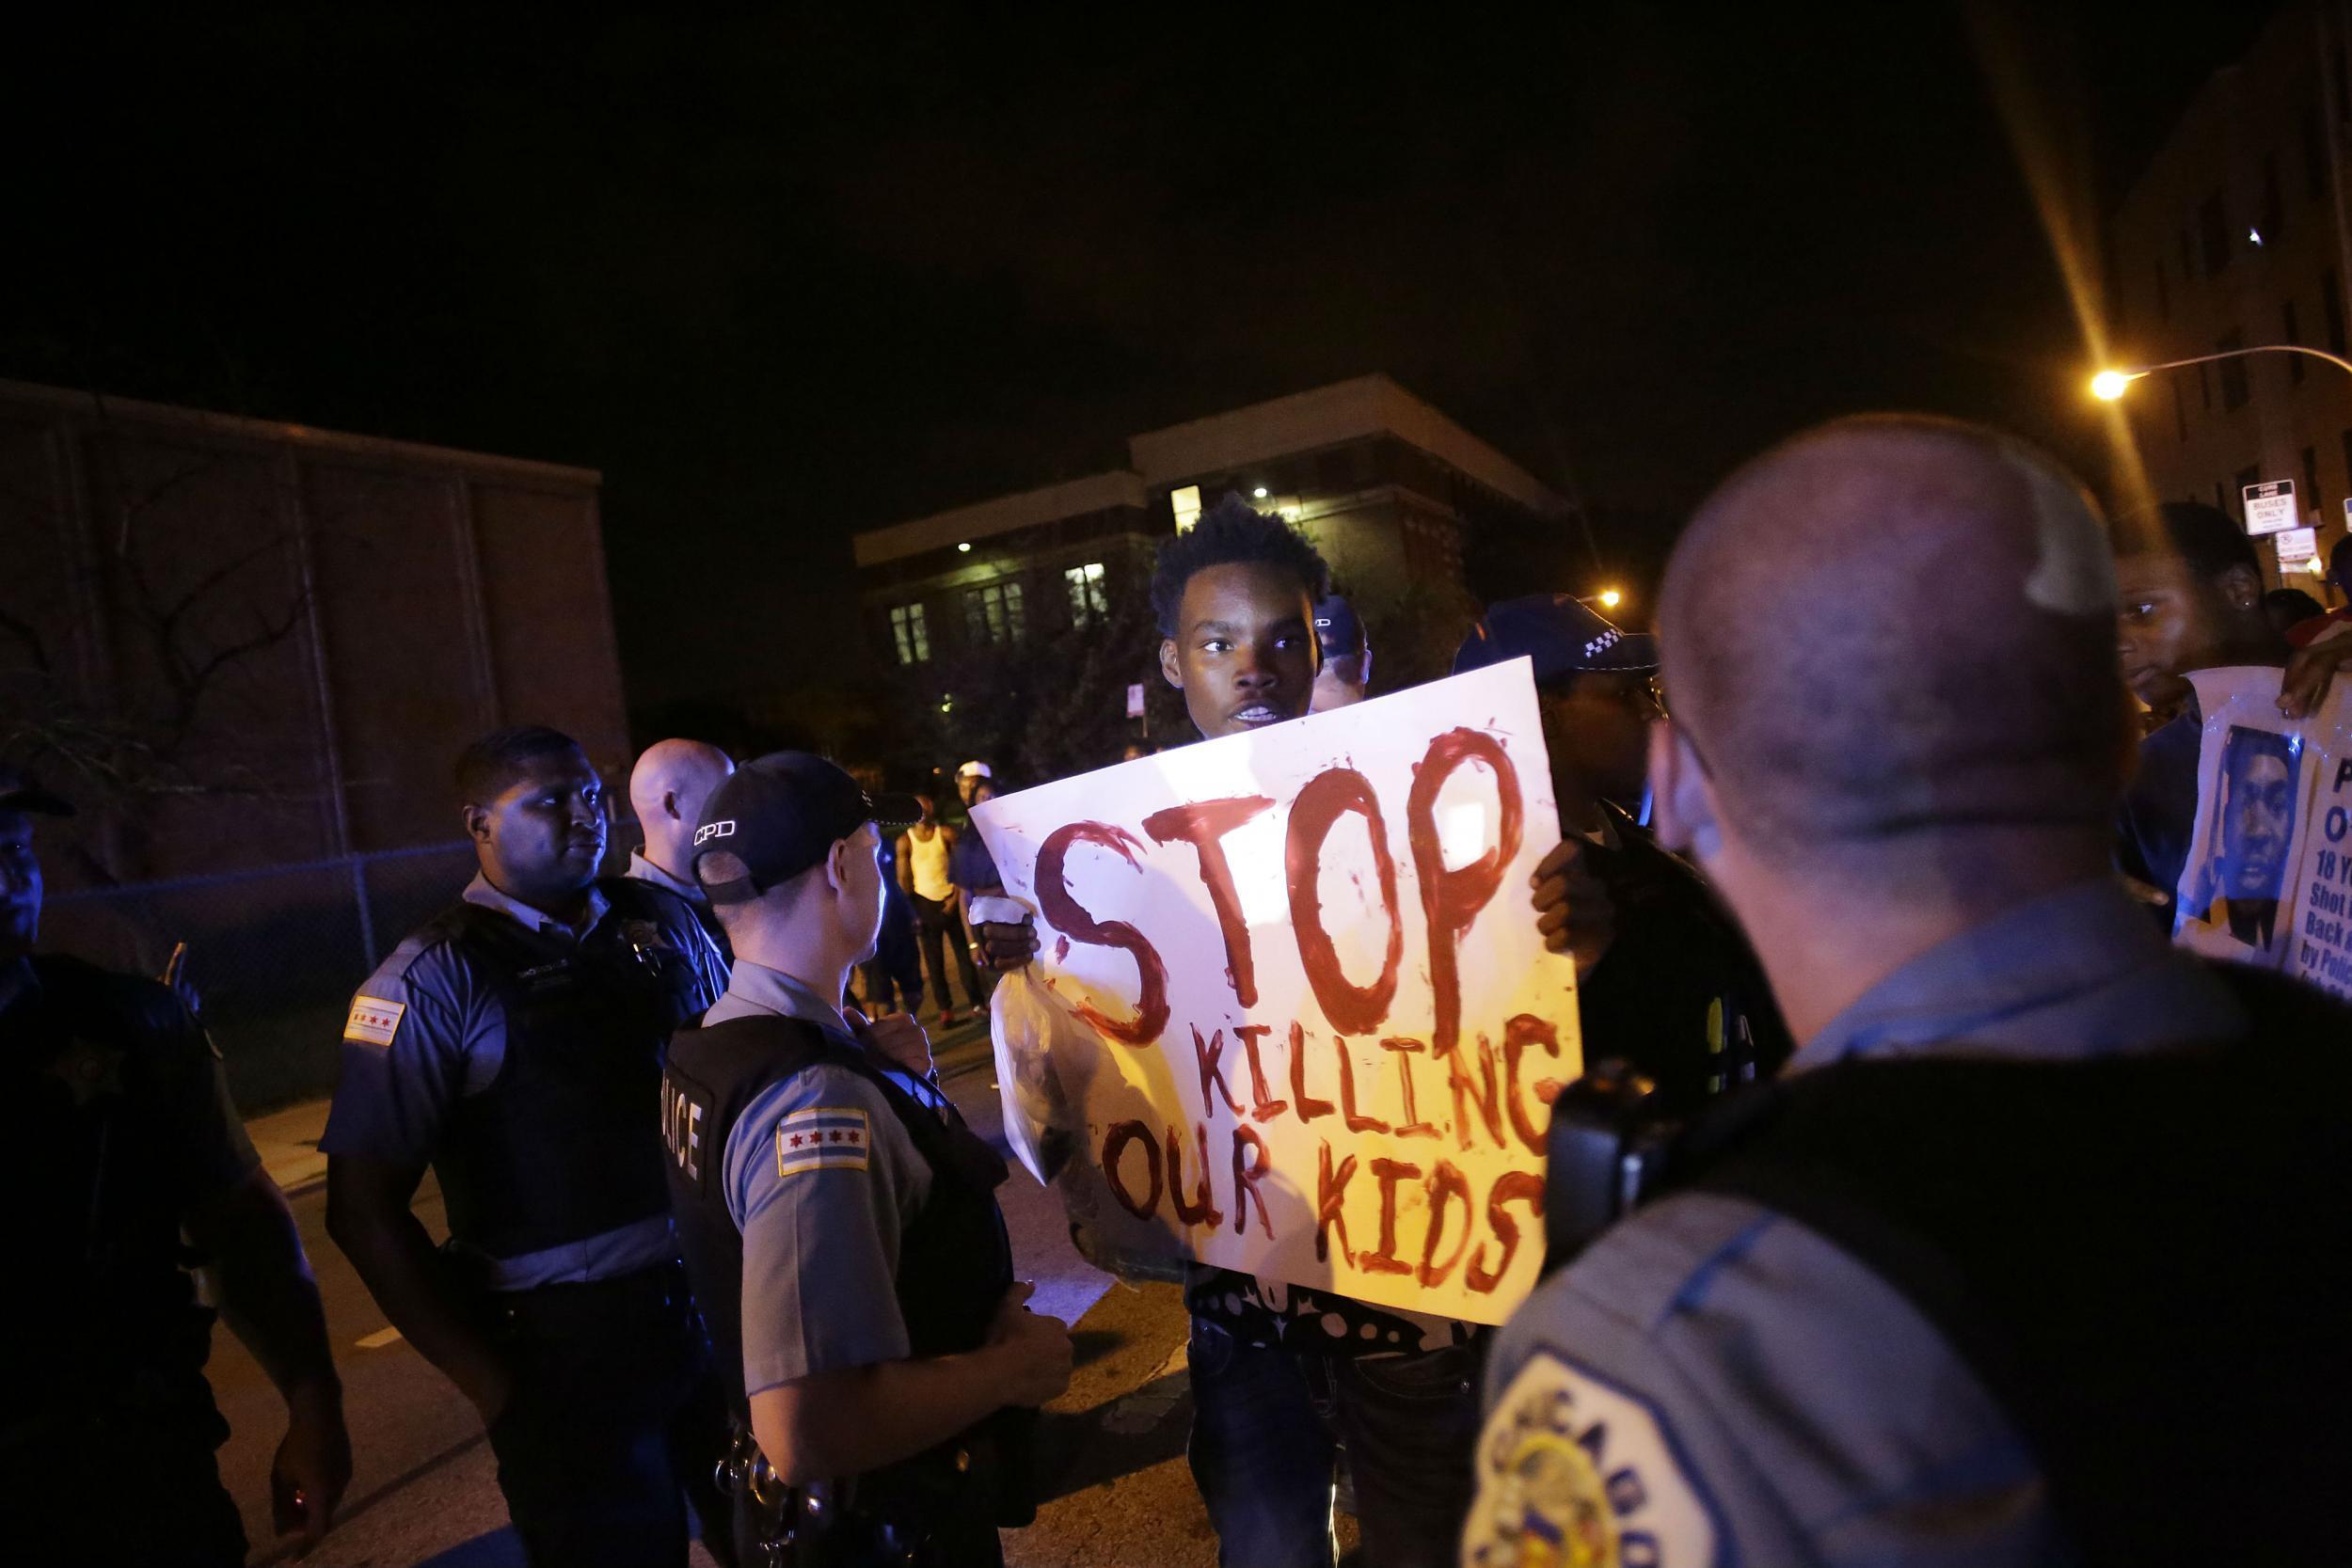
[1463,1352,1718,1568]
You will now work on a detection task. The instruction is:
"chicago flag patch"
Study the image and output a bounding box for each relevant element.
[776,1106,871,1178]
[342,996,406,1047]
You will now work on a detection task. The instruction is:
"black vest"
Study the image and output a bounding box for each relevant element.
[660,1011,1029,1524]
[1670,963,2352,1567]
[2,956,223,1438]
[431,878,709,1261]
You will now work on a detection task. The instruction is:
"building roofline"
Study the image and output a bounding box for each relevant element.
[0,378,602,488]
[1126,373,1566,515]
[851,468,1150,567]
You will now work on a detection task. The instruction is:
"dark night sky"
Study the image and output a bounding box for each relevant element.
[2,5,2270,713]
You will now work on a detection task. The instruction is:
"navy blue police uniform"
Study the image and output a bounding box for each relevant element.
[1,951,262,1567]
[323,869,730,1567]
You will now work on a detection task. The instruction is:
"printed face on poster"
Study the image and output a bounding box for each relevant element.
[971,659,1581,1324]
[2175,669,2352,999]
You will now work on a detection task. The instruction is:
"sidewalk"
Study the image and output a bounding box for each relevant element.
[246,1011,998,1199]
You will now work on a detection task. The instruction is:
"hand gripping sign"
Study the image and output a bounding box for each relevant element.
[2174,669,2352,1001]
[973,659,1581,1324]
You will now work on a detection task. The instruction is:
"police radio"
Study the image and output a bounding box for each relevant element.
[1542,1057,1682,1273]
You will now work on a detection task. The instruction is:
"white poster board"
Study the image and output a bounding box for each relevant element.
[2173,669,2352,999]
[972,659,1581,1324]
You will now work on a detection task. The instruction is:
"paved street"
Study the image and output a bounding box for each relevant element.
[210,1025,1226,1567]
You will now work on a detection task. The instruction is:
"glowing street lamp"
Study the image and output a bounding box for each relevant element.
[2090,343,2352,401]
[1597,588,1624,610]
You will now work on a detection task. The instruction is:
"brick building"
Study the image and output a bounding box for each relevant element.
[2107,0,2352,593]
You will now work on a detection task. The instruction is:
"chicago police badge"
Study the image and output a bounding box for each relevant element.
[1462,1351,1718,1568]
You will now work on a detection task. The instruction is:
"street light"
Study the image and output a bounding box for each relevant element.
[1575,588,1626,610]
[2090,343,2352,400]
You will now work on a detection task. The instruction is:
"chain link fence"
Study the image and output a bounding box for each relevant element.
[41,832,638,1114]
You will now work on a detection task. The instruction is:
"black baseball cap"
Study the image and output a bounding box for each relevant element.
[0,770,73,816]
[1452,594,1659,685]
[691,752,922,905]
[1312,594,1367,658]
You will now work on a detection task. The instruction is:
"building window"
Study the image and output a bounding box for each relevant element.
[1064,562,1110,627]
[2199,360,2214,412]
[2155,258,2169,322]
[2199,192,2231,277]
[2172,372,2188,444]
[2215,481,2228,514]
[2307,105,2329,200]
[1171,484,1202,533]
[2178,226,2195,283]
[2304,446,2325,520]
[2236,467,2263,519]
[889,603,930,665]
[2286,299,2307,385]
[2218,331,2249,411]
[2340,430,2352,502]
[2326,270,2348,354]
[963,580,1026,646]
[2263,154,2285,242]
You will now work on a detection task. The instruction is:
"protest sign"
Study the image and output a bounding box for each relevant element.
[973,658,1581,1324]
[2173,669,2352,1000]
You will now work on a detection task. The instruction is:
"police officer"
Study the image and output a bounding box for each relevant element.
[1465,418,2352,1565]
[628,736,738,963]
[322,725,731,1567]
[1454,594,1789,1128]
[0,772,351,1566]
[661,752,1072,1566]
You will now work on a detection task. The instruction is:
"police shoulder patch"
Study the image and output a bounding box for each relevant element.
[1463,1349,1720,1568]
[343,995,406,1047]
[775,1105,871,1178]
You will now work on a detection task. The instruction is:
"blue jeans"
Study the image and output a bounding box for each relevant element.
[1186,1317,1485,1568]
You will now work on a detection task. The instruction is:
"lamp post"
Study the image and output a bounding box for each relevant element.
[2090,343,2352,400]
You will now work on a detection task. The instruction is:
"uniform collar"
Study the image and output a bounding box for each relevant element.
[626,848,705,903]
[716,958,850,1038]
[1795,876,2243,1071]
[462,871,611,942]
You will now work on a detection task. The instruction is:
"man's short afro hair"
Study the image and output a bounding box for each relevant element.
[454,724,587,807]
[1149,495,1331,637]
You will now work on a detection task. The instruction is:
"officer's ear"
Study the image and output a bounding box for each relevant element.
[1649,720,1723,863]
[1159,637,1184,689]
[463,802,493,844]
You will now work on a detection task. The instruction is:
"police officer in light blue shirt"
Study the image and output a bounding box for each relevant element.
[1464,418,2352,1567]
[660,752,1071,1565]
[323,725,732,1568]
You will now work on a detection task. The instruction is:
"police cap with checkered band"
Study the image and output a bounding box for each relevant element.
[1451,593,1660,685]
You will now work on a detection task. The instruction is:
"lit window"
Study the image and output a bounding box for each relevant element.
[889,603,930,665]
[1065,562,1109,626]
[1172,484,1201,533]
[962,581,1026,645]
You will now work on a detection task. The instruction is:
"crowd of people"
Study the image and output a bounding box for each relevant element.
[8,413,2352,1567]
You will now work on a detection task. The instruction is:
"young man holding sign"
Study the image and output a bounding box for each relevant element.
[976,498,1520,1566]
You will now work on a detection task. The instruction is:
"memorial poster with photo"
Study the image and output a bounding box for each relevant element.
[2174,668,2352,1001]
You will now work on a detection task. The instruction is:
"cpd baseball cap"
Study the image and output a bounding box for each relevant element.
[1452,594,1659,685]
[692,752,922,905]
[0,770,73,816]
[1312,594,1367,657]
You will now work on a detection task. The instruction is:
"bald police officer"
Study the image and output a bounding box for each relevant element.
[324,725,730,1567]
[2,773,350,1566]
[661,752,1071,1566]
[1464,418,2352,1566]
